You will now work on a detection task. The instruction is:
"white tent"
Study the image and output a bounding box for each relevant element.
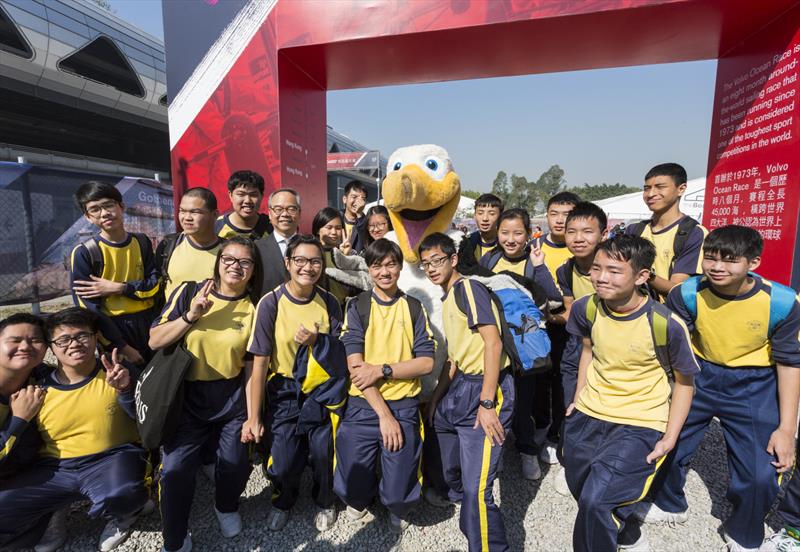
[594,177,705,223]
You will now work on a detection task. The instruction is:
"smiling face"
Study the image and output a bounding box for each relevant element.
[566,216,606,260]
[84,198,125,234]
[701,251,759,289]
[229,185,263,220]
[217,242,255,290]
[179,195,216,237]
[590,249,648,302]
[643,175,686,215]
[0,323,46,373]
[285,243,323,287]
[367,213,390,241]
[382,145,461,263]
[50,325,97,369]
[368,254,402,294]
[318,217,343,248]
[497,216,529,258]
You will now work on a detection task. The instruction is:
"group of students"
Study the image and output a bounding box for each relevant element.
[0,163,798,552]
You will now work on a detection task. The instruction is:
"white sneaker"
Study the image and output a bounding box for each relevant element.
[760,528,800,552]
[35,509,68,552]
[214,508,242,538]
[553,466,571,496]
[539,442,559,465]
[388,512,409,534]
[98,516,135,551]
[634,502,688,525]
[533,427,549,447]
[724,530,760,552]
[345,505,375,524]
[618,532,650,551]
[520,453,542,480]
[314,507,337,532]
[422,487,452,508]
[201,463,215,482]
[161,534,192,552]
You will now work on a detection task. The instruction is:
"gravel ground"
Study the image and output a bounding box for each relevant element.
[38,420,784,552]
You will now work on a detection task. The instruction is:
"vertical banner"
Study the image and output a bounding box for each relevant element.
[705,6,800,287]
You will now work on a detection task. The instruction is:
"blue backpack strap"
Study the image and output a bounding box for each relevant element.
[679,276,702,321]
[767,280,798,337]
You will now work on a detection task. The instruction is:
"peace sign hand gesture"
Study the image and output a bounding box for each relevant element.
[186,280,215,323]
[102,348,131,392]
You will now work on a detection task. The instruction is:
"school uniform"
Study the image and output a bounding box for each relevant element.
[215,212,272,240]
[342,213,367,253]
[161,234,223,301]
[564,294,699,552]
[0,373,46,481]
[555,260,595,403]
[248,284,343,512]
[0,362,147,546]
[154,281,255,551]
[431,278,514,552]
[624,217,707,285]
[334,290,435,518]
[478,250,561,456]
[71,233,160,356]
[650,276,800,548]
[468,231,497,262]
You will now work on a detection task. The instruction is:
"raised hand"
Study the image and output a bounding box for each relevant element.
[102,348,131,391]
[186,280,215,323]
[529,246,545,267]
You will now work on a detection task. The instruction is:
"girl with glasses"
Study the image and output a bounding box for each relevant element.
[149,236,262,552]
[365,205,392,248]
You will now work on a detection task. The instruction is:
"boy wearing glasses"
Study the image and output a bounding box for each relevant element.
[335,239,435,537]
[71,181,161,364]
[419,232,514,552]
[158,188,223,301]
[0,308,147,552]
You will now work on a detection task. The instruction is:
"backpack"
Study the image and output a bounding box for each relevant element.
[585,294,674,380]
[79,233,152,277]
[679,275,797,337]
[454,275,551,374]
[629,217,700,275]
[154,232,181,285]
[349,291,423,334]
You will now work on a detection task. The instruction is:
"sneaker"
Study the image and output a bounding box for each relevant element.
[215,508,242,538]
[634,502,688,525]
[314,507,337,532]
[161,534,192,552]
[760,528,800,552]
[539,441,559,465]
[267,507,290,531]
[388,512,409,534]
[35,509,68,552]
[345,505,375,524]
[201,463,215,482]
[98,516,136,551]
[423,487,452,508]
[520,453,542,480]
[553,466,571,496]
[533,427,549,447]
[618,532,650,551]
[724,531,760,552]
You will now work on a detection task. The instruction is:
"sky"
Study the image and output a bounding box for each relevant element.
[110,0,718,193]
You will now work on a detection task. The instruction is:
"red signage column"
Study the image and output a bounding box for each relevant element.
[705,5,800,288]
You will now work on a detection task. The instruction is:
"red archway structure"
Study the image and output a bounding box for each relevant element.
[163,0,800,287]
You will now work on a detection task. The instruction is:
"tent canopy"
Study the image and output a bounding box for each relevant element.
[594,177,705,224]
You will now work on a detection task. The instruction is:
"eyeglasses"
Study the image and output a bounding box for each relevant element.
[271,205,299,216]
[85,201,119,216]
[50,331,94,349]
[368,222,388,230]
[290,256,323,268]
[179,208,210,216]
[220,255,255,270]
[419,255,452,271]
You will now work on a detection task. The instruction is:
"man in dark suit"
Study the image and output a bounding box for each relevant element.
[255,188,300,297]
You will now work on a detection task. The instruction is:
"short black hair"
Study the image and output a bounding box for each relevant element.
[44,308,99,339]
[498,208,530,232]
[74,181,122,213]
[566,201,608,232]
[0,313,45,339]
[227,170,264,194]
[344,180,367,197]
[285,234,325,266]
[363,238,403,266]
[474,193,504,211]
[311,207,344,239]
[595,235,655,273]
[418,232,457,258]
[183,187,218,211]
[645,163,687,186]
[214,235,263,302]
[547,191,581,209]
[703,225,763,261]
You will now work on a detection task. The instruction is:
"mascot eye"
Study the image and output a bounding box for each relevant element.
[392,161,402,171]
[426,159,438,171]
[422,156,447,180]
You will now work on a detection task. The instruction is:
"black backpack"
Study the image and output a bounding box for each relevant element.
[628,217,700,276]
[348,291,423,335]
[78,233,152,277]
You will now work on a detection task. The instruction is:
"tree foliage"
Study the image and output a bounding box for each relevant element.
[576,182,640,201]
[461,190,482,200]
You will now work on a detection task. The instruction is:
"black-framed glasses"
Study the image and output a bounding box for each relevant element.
[290,256,323,268]
[220,255,255,270]
[271,205,299,216]
[368,222,388,230]
[419,255,452,271]
[50,331,94,349]
[85,201,119,216]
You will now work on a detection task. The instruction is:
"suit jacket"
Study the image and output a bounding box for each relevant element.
[255,233,289,298]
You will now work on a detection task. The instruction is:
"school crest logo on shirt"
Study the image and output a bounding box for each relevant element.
[232,321,245,332]
[747,320,763,332]
[106,402,119,417]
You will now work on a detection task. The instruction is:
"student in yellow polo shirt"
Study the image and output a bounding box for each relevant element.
[335,239,435,538]
[563,235,698,552]
[215,170,272,240]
